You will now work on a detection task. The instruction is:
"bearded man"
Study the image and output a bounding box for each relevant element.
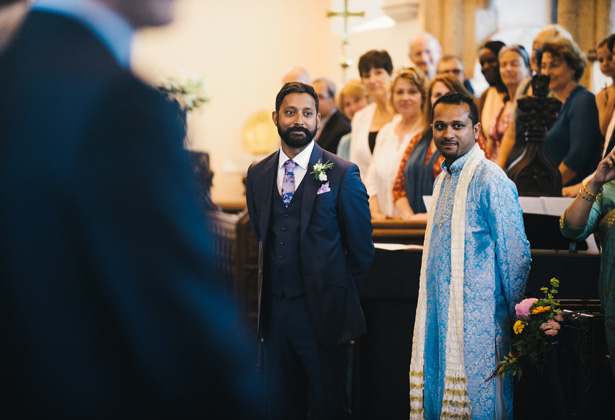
[246,82,374,420]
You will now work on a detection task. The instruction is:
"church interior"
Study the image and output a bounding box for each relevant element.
[130,0,615,418]
[3,0,614,418]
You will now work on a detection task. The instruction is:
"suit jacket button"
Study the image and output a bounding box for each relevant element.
[278,255,284,259]
[279,241,284,245]
[281,226,287,231]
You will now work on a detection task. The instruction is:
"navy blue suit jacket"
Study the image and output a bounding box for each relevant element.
[0,11,260,419]
[246,143,374,348]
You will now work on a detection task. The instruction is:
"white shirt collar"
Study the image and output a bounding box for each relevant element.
[34,0,134,69]
[278,140,315,170]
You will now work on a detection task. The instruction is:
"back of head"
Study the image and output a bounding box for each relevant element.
[275,82,319,114]
[358,50,393,77]
[432,91,479,126]
[541,36,586,81]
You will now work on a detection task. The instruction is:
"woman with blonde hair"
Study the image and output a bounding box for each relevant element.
[365,67,426,219]
[336,79,370,159]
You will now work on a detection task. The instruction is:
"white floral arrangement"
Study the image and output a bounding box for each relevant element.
[311,159,334,182]
[159,72,210,112]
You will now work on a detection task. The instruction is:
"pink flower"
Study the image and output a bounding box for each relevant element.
[515,298,538,318]
[540,319,561,336]
[554,314,563,322]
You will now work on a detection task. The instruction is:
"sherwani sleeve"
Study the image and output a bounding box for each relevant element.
[484,174,531,315]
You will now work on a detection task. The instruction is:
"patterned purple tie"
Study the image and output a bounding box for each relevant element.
[281,159,296,207]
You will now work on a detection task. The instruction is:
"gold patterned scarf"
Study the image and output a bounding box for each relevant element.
[409,145,484,419]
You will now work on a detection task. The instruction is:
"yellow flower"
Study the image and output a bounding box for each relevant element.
[531,306,551,314]
[513,320,526,334]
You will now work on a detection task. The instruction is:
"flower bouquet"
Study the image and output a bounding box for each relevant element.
[494,278,563,380]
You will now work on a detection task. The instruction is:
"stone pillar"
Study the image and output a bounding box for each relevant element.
[558,0,614,89]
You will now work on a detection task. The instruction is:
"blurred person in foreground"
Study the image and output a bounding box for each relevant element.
[0,0,261,418]
[409,92,530,419]
[0,0,28,52]
[560,147,615,381]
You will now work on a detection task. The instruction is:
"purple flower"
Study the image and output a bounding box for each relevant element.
[515,298,538,318]
[554,314,563,322]
[544,329,558,336]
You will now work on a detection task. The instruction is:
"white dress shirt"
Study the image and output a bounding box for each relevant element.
[364,121,418,217]
[276,141,315,196]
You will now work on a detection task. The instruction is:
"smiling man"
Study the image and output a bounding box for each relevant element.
[246,82,374,420]
[409,93,530,419]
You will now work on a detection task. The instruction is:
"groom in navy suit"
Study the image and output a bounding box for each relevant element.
[246,82,374,420]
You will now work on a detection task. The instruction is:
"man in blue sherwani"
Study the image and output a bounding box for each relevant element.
[246,82,375,420]
[409,93,530,420]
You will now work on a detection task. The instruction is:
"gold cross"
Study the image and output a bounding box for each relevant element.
[326,0,365,82]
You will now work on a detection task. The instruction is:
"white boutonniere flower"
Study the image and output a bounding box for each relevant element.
[311,159,334,183]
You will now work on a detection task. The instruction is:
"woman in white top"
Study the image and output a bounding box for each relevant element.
[349,50,396,178]
[365,67,427,219]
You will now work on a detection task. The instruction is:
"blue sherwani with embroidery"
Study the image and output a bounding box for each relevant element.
[422,145,531,419]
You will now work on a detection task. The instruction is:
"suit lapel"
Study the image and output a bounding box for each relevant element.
[300,144,323,242]
[257,151,279,243]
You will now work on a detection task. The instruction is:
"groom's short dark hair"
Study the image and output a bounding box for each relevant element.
[275,82,319,114]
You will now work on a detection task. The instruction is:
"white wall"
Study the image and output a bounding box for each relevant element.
[132,0,421,205]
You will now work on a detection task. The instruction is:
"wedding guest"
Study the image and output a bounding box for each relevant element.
[541,36,603,191]
[486,45,531,162]
[349,49,396,178]
[408,32,442,80]
[496,24,574,169]
[560,147,615,381]
[337,79,369,160]
[596,35,615,141]
[365,67,426,219]
[477,40,507,140]
[312,77,351,154]
[436,54,475,95]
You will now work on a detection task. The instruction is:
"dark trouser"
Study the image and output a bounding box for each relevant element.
[264,294,351,420]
